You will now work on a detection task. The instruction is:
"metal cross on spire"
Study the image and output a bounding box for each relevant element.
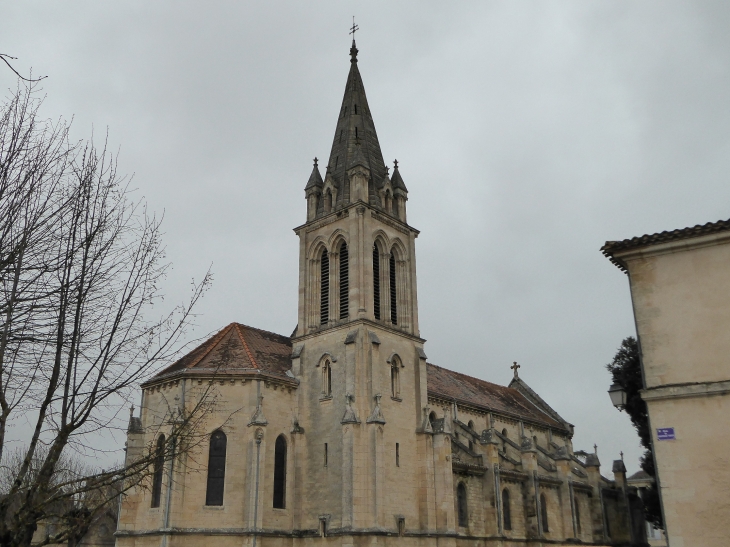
[511,361,521,379]
[349,16,359,39]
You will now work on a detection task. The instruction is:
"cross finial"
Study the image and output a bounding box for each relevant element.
[313,157,318,167]
[594,443,598,454]
[510,361,520,379]
[349,16,359,39]
[393,159,399,169]
[620,451,624,461]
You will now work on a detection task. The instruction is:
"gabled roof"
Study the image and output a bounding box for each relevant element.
[146,323,293,385]
[509,375,571,430]
[325,40,387,199]
[601,218,730,272]
[427,363,567,431]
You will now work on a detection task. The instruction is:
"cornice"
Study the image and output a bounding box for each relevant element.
[293,201,419,236]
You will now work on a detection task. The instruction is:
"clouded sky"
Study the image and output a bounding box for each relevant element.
[3,1,729,474]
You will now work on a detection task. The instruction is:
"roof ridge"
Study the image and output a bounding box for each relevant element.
[427,362,515,393]
[233,322,291,342]
[187,324,235,370]
[234,323,259,369]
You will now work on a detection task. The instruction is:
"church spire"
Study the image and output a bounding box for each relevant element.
[325,39,387,206]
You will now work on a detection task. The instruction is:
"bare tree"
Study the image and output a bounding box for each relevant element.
[0,82,213,546]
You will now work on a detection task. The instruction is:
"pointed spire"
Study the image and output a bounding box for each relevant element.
[390,159,408,192]
[325,39,387,202]
[348,139,369,170]
[305,157,323,191]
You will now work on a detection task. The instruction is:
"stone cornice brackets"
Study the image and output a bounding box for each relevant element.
[249,394,268,426]
[341,393,360,424]
[367,394,386,424]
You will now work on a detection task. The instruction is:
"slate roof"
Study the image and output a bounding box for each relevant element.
[601,218,730,272]
[427,363,566,430]
[146,323,293,385]
[325,40,388,203]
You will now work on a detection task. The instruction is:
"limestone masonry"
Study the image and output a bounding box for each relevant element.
[117,40,645,547]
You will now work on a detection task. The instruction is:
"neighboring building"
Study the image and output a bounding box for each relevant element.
[603,219,730,547]
[116,40,644,547]
[627,471,667,547]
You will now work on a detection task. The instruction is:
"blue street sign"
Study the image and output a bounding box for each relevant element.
[657,427,675,441]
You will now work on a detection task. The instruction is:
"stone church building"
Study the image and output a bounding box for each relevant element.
[116,41,643,547]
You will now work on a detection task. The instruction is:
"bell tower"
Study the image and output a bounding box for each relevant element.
[296,38,419,337]
[292,39,431,534]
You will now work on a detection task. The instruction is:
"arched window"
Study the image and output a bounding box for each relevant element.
[322,359,332,397]
[389,251,397,325]
[205,430,227,506]
[574,496,581,536]
[373,244,381,320]
[501,428,508,452]
[390,357,400,398]
[273,435,287,509]
[320,249,329,325]
[339,242,348,319]
[502,488,512,531]
[151,435,165,508]
[429,411,437,429]
[540,493,549,532]
[457,483,468,527]
[468,420,475,431]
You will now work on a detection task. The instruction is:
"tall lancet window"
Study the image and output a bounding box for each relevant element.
[389,251,397,325]
[320,249,329,325]
[373,244,381,320]
[273,435,287,509]
[205,430,227,506]
[339,242,349,319]
[151,435,165,508]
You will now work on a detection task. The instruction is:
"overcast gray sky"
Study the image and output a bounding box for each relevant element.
[3,1,730,474]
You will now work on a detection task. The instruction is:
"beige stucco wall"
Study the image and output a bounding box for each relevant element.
[617,233,730,547]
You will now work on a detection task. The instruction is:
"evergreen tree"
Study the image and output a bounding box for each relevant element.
[606,337,663,528]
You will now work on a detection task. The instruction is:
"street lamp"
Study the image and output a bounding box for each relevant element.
[608,382,627,411]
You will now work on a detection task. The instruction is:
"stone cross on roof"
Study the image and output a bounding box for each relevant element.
[511,361,521,379]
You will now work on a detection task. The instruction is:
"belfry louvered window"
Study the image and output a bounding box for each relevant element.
[389,251,397,325]
[151,435,165,508]
[373,245,381,320]
[206,430,227,506]
[320,249,329,325]
[339,242,349,319]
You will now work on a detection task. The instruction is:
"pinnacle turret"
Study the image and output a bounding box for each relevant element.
[390,159,407,193]
[304,157,323,191]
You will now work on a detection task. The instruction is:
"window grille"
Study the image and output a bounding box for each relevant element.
[502,488,512,530]
[457,483,468,527]
[205,430,227,506]
[389,252,397,324]
[320,249,329,325]
[151,435,165,508]
[273,435,287,509]
[373,245,381,320]
[339,243,348,319]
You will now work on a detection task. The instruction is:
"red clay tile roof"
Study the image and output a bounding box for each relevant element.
[601,218,730,272]
[146,323,292,384]
[427,363,565,430]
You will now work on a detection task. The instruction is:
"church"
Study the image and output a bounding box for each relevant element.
[116,39,644,547]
